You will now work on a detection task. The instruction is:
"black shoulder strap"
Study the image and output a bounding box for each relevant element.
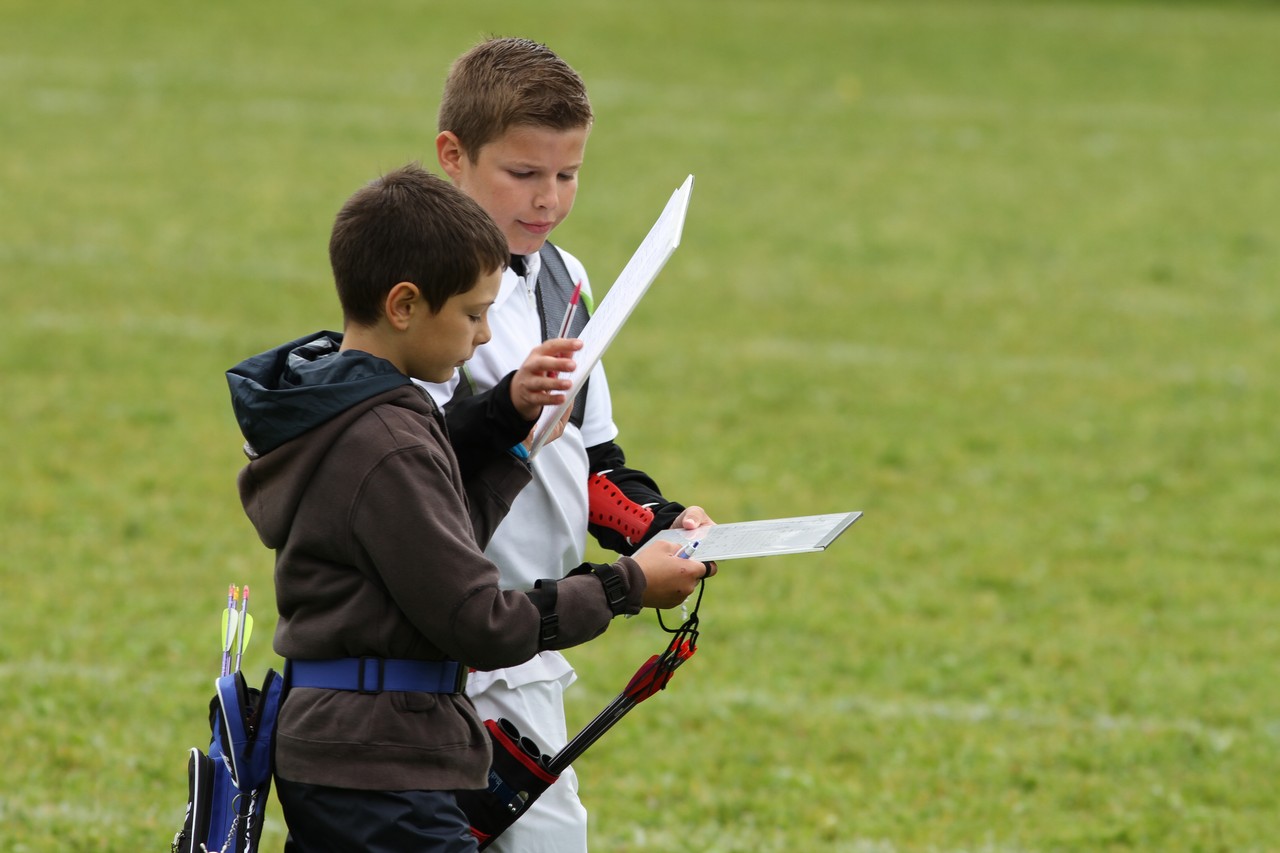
[536,242,589,341]
[537,242,589,429]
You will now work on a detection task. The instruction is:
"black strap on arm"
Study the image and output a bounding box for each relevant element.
[566,562,630,616]
[528,579,560,649]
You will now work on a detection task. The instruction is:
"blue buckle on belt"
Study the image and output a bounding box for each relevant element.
[356,657,382,694]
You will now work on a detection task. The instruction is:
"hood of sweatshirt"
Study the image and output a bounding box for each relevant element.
[226,331,414,456]
[226,330,426,548]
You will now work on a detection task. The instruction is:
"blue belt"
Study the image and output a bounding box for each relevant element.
[288,657,468,694]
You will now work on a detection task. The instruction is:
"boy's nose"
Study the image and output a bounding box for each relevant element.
[533,178,558,210]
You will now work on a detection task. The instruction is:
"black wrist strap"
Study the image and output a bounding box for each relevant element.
[533,579,559,647]
[592,564,628,615]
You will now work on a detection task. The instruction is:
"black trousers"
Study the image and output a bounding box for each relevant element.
[276,776,478,853]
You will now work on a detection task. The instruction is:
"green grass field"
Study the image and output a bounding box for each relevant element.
[3,0,1278,850]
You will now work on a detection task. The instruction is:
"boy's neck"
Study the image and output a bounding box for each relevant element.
[340,325,405,375]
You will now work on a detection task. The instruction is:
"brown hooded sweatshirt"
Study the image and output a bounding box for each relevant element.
[227,332,644,791]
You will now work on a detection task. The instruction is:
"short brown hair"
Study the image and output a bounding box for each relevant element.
[329,163,508,325]
[438,37,593,160]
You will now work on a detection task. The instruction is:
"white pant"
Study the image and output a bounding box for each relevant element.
[467,652,589,853]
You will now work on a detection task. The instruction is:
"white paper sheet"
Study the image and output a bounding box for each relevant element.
[528,175,694,457]
[640,511,863,562]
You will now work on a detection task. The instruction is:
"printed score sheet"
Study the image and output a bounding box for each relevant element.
[640,511,863,562]
[528,174,694,457]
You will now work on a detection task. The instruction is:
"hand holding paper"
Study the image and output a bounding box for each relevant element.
[671,505,715,531]
[633,538,710,608]
[642,512,862,562]
[509,338,583,422]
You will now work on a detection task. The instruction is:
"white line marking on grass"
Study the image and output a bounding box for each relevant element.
[857,94,1280,131]
[21,310,234,342]
[27,87,111,115]
[745,336,1236,385]
[0,660,128,682]
[696,688,1274,747]
[2,53,428,133]
[0,795,201,836]
[626,823,1039,853]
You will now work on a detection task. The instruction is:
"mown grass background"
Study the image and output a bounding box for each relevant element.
[2,1,1277,850]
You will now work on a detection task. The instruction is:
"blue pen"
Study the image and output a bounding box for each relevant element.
[674,540,700,560]
[674,540,701,621]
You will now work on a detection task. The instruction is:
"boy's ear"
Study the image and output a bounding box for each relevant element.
[384,282,420,331]
[436,131,466,181]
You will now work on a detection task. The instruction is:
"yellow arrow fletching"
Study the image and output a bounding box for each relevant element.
[221,610,239,651]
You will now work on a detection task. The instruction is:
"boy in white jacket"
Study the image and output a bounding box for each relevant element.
[421,37,714,853]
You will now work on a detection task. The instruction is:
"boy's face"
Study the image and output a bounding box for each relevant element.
[405,269,502,383]
[438,124,589,257]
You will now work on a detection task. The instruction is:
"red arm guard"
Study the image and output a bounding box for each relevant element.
[587,471,655,546]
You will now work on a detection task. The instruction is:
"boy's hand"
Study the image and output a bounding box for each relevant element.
[633,541,716,610]
[671,506,714,530]
[510,338,583,421]
[533,405,574,449]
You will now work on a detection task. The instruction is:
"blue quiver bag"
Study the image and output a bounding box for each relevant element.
[173,668,283,853]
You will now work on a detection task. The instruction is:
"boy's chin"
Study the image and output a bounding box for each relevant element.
[414,366,459,384]
[510,234,551,257]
